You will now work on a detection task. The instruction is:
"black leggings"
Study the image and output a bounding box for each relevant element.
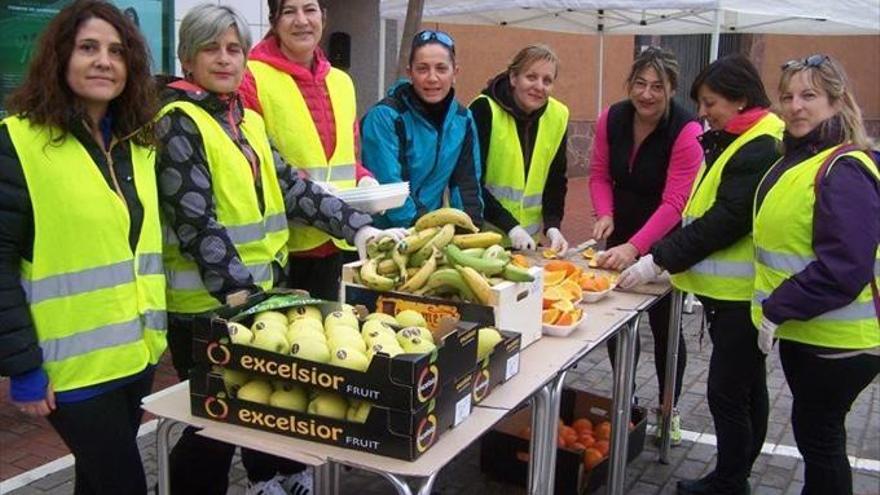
[780,340,880,495]
[47,370,154,495]
[166,315,304,494]
[607,293,687,405]
[286,250,358,301]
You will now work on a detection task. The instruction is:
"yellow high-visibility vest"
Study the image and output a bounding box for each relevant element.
[671,113,784,301]
[158,101,288,314]
[5,115,167,392]
[248,60,357,252]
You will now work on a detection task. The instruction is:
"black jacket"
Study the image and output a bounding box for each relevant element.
[469,73,568,234]
[651,121,781,299]
[0,117,144,377]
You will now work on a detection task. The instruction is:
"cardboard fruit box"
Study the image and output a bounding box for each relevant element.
[480,388,647,494]
[342,261,544,347]
[470,329,522,405]
[189,366,475,461]
[191,292,478,411]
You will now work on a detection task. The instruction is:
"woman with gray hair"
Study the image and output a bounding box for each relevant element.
[156,4,399,494]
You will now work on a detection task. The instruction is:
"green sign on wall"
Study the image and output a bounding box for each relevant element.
[0,0,173,116]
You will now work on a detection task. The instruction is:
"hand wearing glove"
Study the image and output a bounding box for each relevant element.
[508,226,536,251]
[757,317,779,355]
[357,176,380,188]
[595,242,639,271]
[545,228,569,254]
[616,254,663,289]
[354,226,408,260]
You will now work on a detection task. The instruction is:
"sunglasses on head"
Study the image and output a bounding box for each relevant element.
[412,30,455,53]
[781,54,829,71]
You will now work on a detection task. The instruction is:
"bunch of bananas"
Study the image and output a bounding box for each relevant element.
[358,209,535,305]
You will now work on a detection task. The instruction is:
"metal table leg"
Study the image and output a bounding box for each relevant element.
[659,289,684,463]
[542,372,568,495]
[156,418,176,495]
[608,313,641,494]
[314,462,340,495]
[527,386,551,494]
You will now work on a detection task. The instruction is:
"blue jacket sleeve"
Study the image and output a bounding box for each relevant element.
[361,105,418,228]
[448,116,484,226]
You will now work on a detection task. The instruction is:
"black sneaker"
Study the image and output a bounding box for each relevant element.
[677,472,750,495]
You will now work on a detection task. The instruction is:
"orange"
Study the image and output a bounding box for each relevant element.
[583,448,603,470]
[516,450,530,462]
[560,280,583,301]
[579,432,596,448]
[569,442,586,452]
[593,440,610,456]
[579,273,597,291]
[543,286,569,309]
[542,248,559,259]
[594,421,612,441]
[552,299,576,313]
[544,260,577,276]
[510,254,532,268]
[542,308,561,324]
[543,269,567,287]
[561,430,579,447]
[572,418,593,434]
[594,275,611,291]
[555,311,574,326]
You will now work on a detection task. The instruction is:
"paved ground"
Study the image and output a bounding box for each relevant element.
[2,177,878,494]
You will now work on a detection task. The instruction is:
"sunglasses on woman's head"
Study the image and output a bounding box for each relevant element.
[412,30,455,54]
[781,54,829,71]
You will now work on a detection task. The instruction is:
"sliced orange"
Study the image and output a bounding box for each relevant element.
[542,248,559,260]
[581,247,597,259]
[542,308,561,324]
[594,275,611,291]
[510,254,532,268]
[542,286,569,308]
[555,312,574,326]
[544,260,578,277]
[552,299,575,313]
[560,280,583,301]
[543,269,567,287]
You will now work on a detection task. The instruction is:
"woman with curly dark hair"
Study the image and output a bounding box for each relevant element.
[0,1,165,493]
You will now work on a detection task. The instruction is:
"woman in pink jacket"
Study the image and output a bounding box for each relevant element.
[588,46,703,444]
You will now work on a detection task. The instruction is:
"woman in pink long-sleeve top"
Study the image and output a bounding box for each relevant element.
[588,46,703,443]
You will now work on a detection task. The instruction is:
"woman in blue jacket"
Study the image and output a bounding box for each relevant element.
[361,30,483,228]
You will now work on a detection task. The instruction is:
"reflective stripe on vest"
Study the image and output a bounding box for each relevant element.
[248,61,357,252]
[157,102,288,314]
[477,95,568,243]
[670,113,784,301]
[5,115,167,392]
[752,146,880,349]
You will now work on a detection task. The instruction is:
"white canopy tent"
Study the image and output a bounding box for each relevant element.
[379,0,880,109]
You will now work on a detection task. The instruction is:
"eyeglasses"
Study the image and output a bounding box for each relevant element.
[781,54,829,71]
[412,30,455,54]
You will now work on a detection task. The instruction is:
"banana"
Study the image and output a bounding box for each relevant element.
[460,247,486,258]
[502,263,535,282]
[420,268,477,302]
[452,232,503,249]
[366,236,396,259]
[397,227,439,254]
[398,248,437,292]
[360,258,396,291]
[391,242,409,283]
[457,265,494,305]
[445,244,505,276]
[414,208,479,233]
[377,258,399,276]
[482,244,510,263]
[410,224,455,267]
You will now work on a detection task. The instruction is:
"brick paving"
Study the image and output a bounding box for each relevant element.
[2,176,879,494]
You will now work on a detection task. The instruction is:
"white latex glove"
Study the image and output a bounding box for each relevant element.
[353,226,408,260]
[757,317,779,355]
[546,228,569,254]
[508,226,536,251]
[357,176,380,188]
[616,254,663,289]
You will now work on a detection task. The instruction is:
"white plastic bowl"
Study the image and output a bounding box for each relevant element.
[542,313,586,337]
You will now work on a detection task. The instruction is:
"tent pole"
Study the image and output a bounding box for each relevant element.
[597,30,605,115]
[379,17,386,100]
[710,7,721,61]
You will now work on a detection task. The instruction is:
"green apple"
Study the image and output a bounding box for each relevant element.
[251,327,290,354]
[401,336,437,355]
[346,400,372,423]
[325,323,361,340]
[251,318,287,336]
[221,368,250,394]
[290,339,331,363]
[361,319,396,339]
[329,346,370,372]
[269,384,308,412]
[237,379,273,405]
[254,310,288,327]
[396,326,434,346]
[364,330,400,349]
[307,392,349,420]
[286,305,323,323]
[286,318,326,343]
[395,309,427,328]
[365,312,398,326]
[367,342,404,361]
[327,334,367,353]
[324,310,360,331]
[226,322,254,345]
[477,327,504,361]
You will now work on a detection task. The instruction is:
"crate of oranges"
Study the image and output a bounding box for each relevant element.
[479,388,647,494]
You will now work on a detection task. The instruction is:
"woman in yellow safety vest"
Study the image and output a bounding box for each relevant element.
[1,2,166,493]
[469,44,570,253]
[239,0,391,301]
[752,55,879,495]
[155,5,398,494]
[618,55,783,495]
